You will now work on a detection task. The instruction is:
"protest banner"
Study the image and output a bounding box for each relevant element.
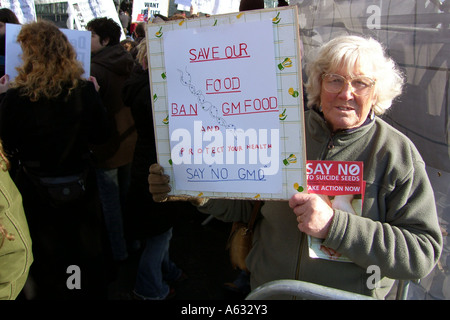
[175,0,240,15]
[5,23,91,80]
[146,6,306,200]
[306,160,365,197]
[66,0,125,40]
[131,0,169,23]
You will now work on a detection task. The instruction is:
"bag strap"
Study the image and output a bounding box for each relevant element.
[247,201,262,231]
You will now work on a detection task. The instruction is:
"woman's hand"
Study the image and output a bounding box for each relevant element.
[289,193,335,239]
[0,74,10,94]
[148,163,171,202]
[88,76,101,92]
[148,163,208,206]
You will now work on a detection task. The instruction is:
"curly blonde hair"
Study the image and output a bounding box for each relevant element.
[136,40,147,68]
[12,20,85,101]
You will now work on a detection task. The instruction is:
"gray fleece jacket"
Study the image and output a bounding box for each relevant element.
[198,108,442,299]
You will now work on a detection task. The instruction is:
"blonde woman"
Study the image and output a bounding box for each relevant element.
[0,20,111,299]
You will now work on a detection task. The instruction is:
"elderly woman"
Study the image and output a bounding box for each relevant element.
[149,35,442,299]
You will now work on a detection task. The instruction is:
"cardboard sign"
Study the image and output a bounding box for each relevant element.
[175,0,240,15]
[147,6,306,200]
[67,0,126,40]
[5,23,91,81]
[0,0,36,24]
[164,20,281,194]
[131,0,169,23]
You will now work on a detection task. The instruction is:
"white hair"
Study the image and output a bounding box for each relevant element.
[304,35,404,115]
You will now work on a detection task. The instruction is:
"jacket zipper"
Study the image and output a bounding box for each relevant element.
[319,132,335,160]
[295,233,305,278]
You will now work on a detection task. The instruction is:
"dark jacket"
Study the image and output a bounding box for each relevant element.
[0,80,112,299]
[122,65,184,239]
[90,43,137,169]
[0,81,110,175]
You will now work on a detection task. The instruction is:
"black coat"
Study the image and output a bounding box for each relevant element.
[0,80,110,175]
[90,44,137,169]
[122,65,185,239]
[0,81,112,299]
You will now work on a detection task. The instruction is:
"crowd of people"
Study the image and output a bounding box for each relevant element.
[0,0,444,301]
[0,4,192,299]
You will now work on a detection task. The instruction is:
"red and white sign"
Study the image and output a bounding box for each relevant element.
[306,160,364,196]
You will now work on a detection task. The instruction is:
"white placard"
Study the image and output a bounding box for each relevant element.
[131,0,169,23]
[176,0,240,15]
[164,20,281,193]
[67,0,125,40]
[174,0,191,6]
[5,23,91,81]
[147,6,306,200]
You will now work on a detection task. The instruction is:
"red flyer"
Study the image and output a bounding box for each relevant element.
[306,160,364,196]
[306,160,366,262]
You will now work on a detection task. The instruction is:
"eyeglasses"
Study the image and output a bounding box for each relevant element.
[321,73,376,96]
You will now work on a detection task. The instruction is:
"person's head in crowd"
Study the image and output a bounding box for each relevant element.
[136,40,148,70]
[0,8,20,36]
[304,35,404,131]
[239,0,264,11]
[133,22,146,40]
[12,20,84,101]
[121,39,137,52]
[120,1,130,13]
[86,17,121,53]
